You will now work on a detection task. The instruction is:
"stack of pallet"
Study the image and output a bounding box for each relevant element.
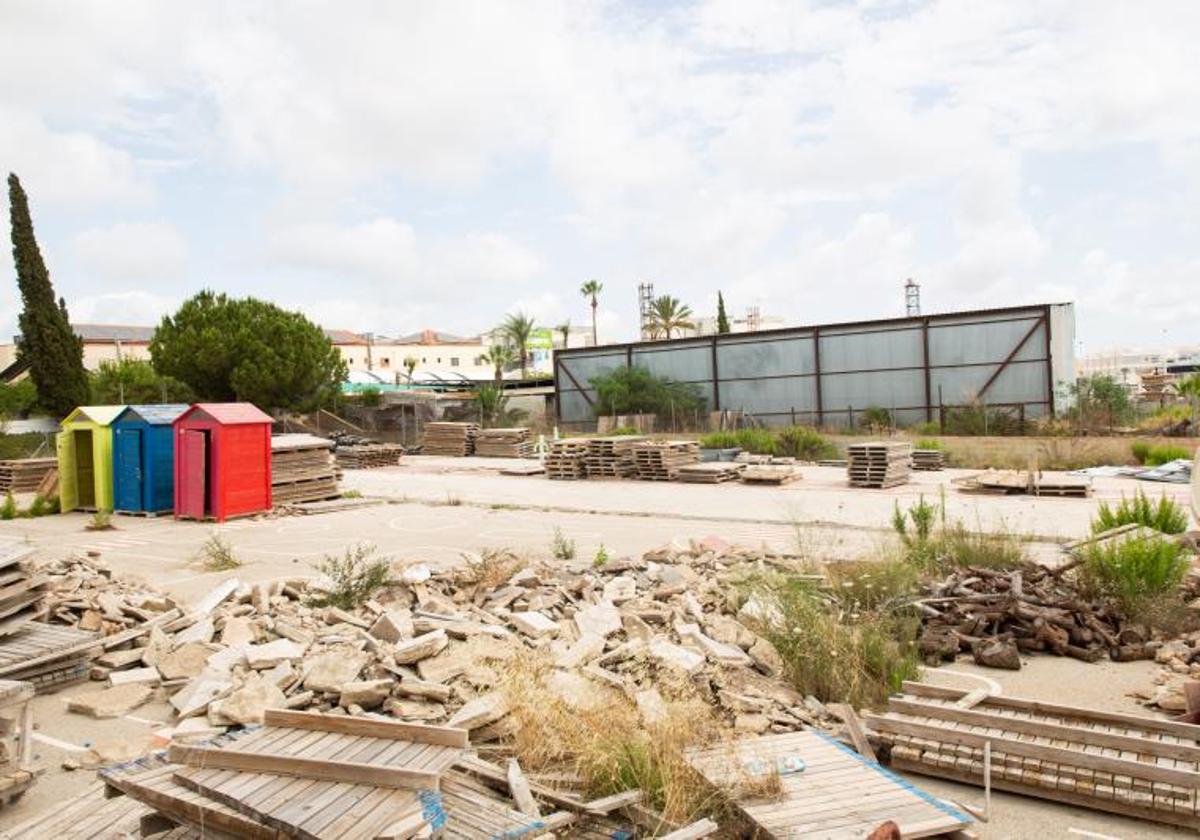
[847,441,912,488]
[868,682,1200,831]
[270,434,341,505]
[0,543,48,638]
[0,679,35,807]
[911,449,945,471]
[102,710,468,838]
[422,422,479,456]
[0,458,56,494]
[677,462,743,483]
[474,428,534,458]
[334,443,404,469]
[545,438,590,480]
[586,436,645,477]
[632,440,699,481]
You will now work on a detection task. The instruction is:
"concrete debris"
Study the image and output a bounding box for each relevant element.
[67,683,153,718]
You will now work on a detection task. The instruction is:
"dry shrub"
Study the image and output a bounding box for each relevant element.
[729,762,785,802]
[452,548,528,595]
[499,653,726,824]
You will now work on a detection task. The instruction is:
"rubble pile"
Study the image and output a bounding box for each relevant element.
[46,540,838,744]
[916,563,1148,670]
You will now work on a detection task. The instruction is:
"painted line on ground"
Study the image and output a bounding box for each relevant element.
[32,732,86,752]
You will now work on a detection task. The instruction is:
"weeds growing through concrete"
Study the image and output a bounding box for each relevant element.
[86,510,114,531]
[0,493,15,520]
[593,543,610,568]
[1092,490,1189,535]
[891,495,1024,574]
[341,489,363,499]
[199,532,240,571]
[453,548,527,594]
[550,527,576,561]
[308,543,390,608]
[1078,536,1190,623]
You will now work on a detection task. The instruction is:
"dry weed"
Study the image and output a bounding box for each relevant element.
[452,548,528,595]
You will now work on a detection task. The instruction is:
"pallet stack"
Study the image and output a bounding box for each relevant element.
[0,679,36,806]
[545,438,590,480]
[632,441,699,481]
[586,436,645,477]
[422,422,479,456]
[334,443,404,469]
[677,462,743,483]
[912,449,945,471]
[103,710,468,838]
[474,428,534,458]
[0,459,56,494]
[270,434,341,505]
[0,544,48,638]
[847,441,912,488]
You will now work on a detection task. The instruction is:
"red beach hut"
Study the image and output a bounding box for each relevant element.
[173,403,273,522]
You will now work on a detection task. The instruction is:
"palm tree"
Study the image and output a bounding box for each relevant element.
[402,356,418,382]
[499,312,535,378]
[580,279,603,345]
[648,295,694,339]
[555,320,571,349]
[484,344,515,385]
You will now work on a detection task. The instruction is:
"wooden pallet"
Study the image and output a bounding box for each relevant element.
[911,449,945,471]
[0,459,57,494]
[685,729,971,839]
[677,463,744,483]
[867,681,1200,831]
[546,439,591,480]
[335,444,404,469]
[632,441,699,481]
[422,423,479,457]
[474,428,534,458]
[847,441,912,488]
[0,779,151,838]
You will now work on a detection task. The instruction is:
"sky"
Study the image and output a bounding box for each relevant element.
[2,1,1200,355]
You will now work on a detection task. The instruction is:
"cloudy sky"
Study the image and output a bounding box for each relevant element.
[2,1,1199,353]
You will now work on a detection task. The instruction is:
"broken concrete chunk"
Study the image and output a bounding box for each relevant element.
[68,684,153,719]
[748,637,784,677]
[108,666,160,687]
[635,688,668,726]
[171,671,234,718]
[206,643,249,674]
[393,630,449,665]
[193,577,241,615]
[96,648,146,669]
[174,617,215,646]
[396,678,453,703]
[245,638,308,670]
[303,647,370,692]
[601,576,637,603]
[554,633,606,669]
[677,623,753,666]
[339,679,392,709]
[369,609,414,643]
[510,611,559,638]
[574,601,621,638]
[214,674,287,725]
[648,637,706,674]
[140,626,172,667]
[219,616,257,647]
[447,691,510,730]
[156,643,212,681]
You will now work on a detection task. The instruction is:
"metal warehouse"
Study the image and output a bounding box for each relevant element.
[554,303,1076,428]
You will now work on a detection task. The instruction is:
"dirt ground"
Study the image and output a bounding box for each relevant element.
[0,457,1194,837]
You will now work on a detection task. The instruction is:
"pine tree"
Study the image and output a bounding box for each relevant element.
[8,173,89,417]
[716,291,731,334]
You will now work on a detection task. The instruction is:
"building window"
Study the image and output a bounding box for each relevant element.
[380,357,390,367]
[450,357,459,366]
[422,357,426,363]
[436,357,442,364]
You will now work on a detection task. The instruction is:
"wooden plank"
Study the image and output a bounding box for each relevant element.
[658,818,719,840]
[168,744,441,790]
[901,681,1200,740]
[829,703,877,762]
[865,713,1200,787]
[582,788,642,814]
[263,709,468,749]
[887,697,1200,763]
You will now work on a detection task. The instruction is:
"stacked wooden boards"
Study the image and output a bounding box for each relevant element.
[335,443,404,469]
[104,709,468,839]
[0,679,35,807]
[868,681,1200,831]
[685,729,971,838]
[0,779,152,838]
[0,459,56,495]
[0,545,48,638]
[739,464,800,485]
[847,441,912,488]
[271,434,341,505]
[677,462,744,483]
[545,438,590,480]
[632,441,699,481]
[911,449,945,471]
[422,422,479,456]
[473,428,533,458]
[0,622,99,690]
[586,436,645,477]
[953,469,1092,498]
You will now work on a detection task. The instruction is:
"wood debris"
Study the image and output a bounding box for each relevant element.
[270,434,342,505]
[335,442,404,469]
[911,448,945,471]
[473,428,534,458]
[421,422,479,456]
[0,458,56,494]
[847,441,911,489]
[545,438,590,480]
[953,468,1092,498]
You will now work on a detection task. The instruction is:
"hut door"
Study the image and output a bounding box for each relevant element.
[56,431,78,513]
[179,430,208,519]
[114,429,142,511]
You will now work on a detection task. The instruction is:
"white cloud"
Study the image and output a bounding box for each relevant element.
[70,289,180,326]
[73,221,188,282]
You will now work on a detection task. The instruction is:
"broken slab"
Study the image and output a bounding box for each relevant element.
[635,688,669,726]
[219,616,257,647]
[339,679,392,709]
[447,692,510,730]
[212,674,286,725]
[68,684,153,719]
[676,623,753,666]
[369,609,414,643]
[108,667,161,687]
[574,601,622,638]
[245,638,308,670]
[554,633,606,669]
[156,643,212,681]
[393,630,449,664]
[192,577,241,615]
[648,637,705,674]
[303,647,370,692]
[510,611,559,638]
[173,617,215,646]
[171,671,234,718]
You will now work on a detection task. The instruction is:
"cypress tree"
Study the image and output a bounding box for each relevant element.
[9,173,89,417]
[716,291,731,334]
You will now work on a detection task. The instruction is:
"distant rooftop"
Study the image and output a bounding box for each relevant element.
[390,329,481,346]
[324,329,366,344]
[73,323,155,342]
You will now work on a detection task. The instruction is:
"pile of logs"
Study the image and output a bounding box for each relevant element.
[916,563,1139,670]
[270,434,341,505]
[0,458,56,494]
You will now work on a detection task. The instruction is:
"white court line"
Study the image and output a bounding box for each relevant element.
[32,732,86,752]
[123,714,161,726]
[1068,829,1124,840]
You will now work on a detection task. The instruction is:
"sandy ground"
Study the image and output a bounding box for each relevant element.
[0,457,1194,836]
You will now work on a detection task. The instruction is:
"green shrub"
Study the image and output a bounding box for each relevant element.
[745,574,920,709]
[1092,490,1189,535]
[942,402,1022,436]
[551,527,576,561]
[603,425,642,436]
[1144,443,1192,467]
[308,543,392,609]
[734,428,779,455]
[859,406,892,429]
[914,438,942,450]
[0,493,15,521]
[697,430,739,449]
[910,421,940,436]
[1131,441,1152,465]
[589,365,705,417]
[86,510,114,531]
[776,425,837,460]
[892,496,1025,573]
[1078,537,1189,620]
[593,544,610,568]
[26,494,56,517]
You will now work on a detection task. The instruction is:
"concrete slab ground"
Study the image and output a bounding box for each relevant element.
[0,458,1194,836]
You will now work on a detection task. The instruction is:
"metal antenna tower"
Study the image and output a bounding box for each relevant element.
[638,282,655,340]
[904,278,921,317]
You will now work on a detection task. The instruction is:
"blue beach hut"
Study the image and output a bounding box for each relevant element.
[112,404,190,514]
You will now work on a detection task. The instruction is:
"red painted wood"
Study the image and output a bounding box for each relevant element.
[174,403,272,522]
[177,429,207,520]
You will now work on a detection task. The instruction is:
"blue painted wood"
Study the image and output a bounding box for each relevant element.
[114,428,143,512]
[113,405,189,514]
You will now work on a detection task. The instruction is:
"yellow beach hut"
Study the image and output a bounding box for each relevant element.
[57,405,126,513]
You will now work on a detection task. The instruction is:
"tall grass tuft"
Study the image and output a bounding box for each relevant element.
[892,495,1025,573]
[1092,490,1189,535]
[914,438,942,450]
[698,426,836,460]
[1144,443,1193,467]
[1078,537,1190,622]
[0,493,15,521]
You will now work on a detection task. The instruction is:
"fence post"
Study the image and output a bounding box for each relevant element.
[791,406,796,425]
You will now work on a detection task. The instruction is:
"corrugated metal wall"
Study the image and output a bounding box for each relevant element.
[554,303,1075,428]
